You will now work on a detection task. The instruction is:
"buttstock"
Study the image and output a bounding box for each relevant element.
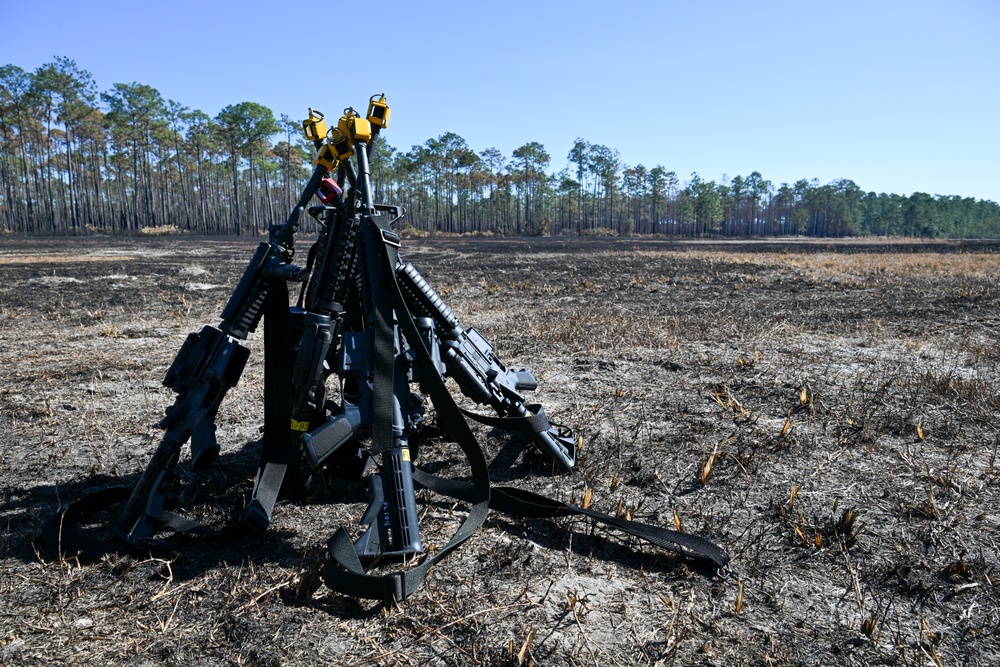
[531,426,577,472]
[354,446,423,559]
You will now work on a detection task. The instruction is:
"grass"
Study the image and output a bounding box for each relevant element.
[1,236,999,665]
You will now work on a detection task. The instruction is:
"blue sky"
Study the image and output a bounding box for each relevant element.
[2,0,998,202]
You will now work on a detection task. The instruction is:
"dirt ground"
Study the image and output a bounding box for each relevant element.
[1,234,999,666]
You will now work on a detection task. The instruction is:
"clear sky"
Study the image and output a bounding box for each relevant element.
[2,0,998,202]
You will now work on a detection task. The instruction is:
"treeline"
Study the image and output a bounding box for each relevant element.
[3,58,999,238]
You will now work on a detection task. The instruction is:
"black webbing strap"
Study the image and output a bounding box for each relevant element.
[462,403,556,435]
[38,486,135,559]
[322,218,492,604]
[361,220,396,458]
[411,469,730,568]
[248,279,299,529]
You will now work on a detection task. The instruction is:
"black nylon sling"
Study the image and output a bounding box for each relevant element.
[248,278,299,525]
[412,470,730,568]
[361,221,397,460]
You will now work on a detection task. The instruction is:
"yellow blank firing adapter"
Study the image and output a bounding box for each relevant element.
[367,94,390,129]
[302,109,327,143]
[351,117,372,143]
[314,142,338,171]
[329,128,354,161]
[338,107,372,145]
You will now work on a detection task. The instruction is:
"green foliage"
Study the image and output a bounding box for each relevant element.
[1,56,1000,237]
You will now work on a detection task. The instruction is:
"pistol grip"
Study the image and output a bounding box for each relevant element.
[302,410,361,469]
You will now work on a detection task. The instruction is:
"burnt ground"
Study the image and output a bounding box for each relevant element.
[1,234,999,666]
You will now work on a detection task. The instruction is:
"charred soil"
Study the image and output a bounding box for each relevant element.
[1,235,999,666]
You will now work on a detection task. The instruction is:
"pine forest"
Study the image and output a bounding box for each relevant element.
[2,58,999,238]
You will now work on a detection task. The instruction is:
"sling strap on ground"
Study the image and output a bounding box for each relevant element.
[411,469,730,569]
[38,486,135,560]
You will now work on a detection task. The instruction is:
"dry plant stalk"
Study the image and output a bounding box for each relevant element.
[516,628,536,666]
[701,447,718,485]
[7,239,1000,666]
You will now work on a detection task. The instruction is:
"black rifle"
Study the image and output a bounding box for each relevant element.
[395,262,576,470]
[265,138,426,557]
[114,105,575,557]
[113,168,320,546]
[75,100,729,604]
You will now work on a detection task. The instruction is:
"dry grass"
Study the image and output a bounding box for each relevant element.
[0,255,139,265]
[1,236,999,665]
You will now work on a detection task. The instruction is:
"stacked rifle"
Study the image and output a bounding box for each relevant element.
[44,96,729,603]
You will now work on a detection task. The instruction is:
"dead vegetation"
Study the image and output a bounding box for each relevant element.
[1,235,999,666]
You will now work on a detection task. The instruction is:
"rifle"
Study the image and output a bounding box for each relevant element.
[114,179,315,544]
[265,106,426,556]
[114,96,574,557]
[395,261,576,470]
[42,95,729,603]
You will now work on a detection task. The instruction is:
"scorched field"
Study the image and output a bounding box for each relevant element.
[1,234,999,666]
